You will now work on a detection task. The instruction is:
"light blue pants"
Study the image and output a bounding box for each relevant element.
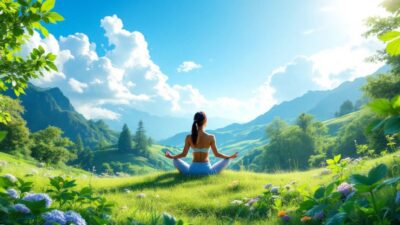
[173,159,230,175]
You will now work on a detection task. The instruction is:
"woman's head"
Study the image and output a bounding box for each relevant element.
[191,111,207,144]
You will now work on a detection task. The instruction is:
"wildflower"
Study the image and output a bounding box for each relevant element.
[23,193,52,208]
[271,186,279,194]
[12,204,30,214]
[0,160,8,167]
[278,210,286,217]
[313,211,324,220]
[231,200,243,205]
[284,184,291,190]
[396,191,400,205]
[320,169,331,175]
[7,188,19,199]
[281,215,291,222]
[245,197,259,207]
[136,193,146,198]
[264,183,272,189]
[65,210,87,225]
[337,182,354,197]
[42,210,66,225]
[124,188,131,193]
[290,180,296,185]
[4,174,17,183]
[301,216,312,222]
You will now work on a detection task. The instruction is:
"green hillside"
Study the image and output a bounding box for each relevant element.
[1,151,397,224]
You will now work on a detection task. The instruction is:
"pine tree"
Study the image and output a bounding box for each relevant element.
[75,135,84,152]
[118,124,132,153]
[134,120,149,155]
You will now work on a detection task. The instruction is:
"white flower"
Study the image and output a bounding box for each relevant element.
[4,174,17,183]
[230,200,243,205]
[136,193,146,198]
[124,188,131,193]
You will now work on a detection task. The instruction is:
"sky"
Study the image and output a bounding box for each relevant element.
[28,0,386,123]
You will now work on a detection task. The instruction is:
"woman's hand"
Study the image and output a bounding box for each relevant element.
[165,151,174,159]
[227,152,238,159]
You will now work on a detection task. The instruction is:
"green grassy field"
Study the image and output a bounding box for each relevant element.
[0,152,397,224]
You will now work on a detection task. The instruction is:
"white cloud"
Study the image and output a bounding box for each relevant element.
[177,61,202,73]
[68,78,88,93]
[27,9,385,123]
[76,105,121,120]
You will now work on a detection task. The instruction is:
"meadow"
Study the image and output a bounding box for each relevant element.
[1,151,398,224]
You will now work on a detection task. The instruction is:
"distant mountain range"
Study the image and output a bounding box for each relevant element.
[5,85,117,148]
[103,107,233,141]
[159,74,377,154]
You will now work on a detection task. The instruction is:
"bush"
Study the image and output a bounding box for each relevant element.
[0,174,113,225]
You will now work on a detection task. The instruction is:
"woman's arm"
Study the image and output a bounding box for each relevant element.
[210,135,238,159]
[165,136,190,159]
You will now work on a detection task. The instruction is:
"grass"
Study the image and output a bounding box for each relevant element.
[0,151,398,224]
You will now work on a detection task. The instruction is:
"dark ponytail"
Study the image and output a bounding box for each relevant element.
[191,111,207,144]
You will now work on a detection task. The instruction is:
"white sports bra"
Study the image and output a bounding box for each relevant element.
[192,147,210,153]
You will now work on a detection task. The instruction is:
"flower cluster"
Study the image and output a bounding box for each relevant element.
[42,210,86,225]
[6,188,19,199]
[337,182,354,197]
[278,210,290,222]
[4,174,17,183]
[12,204,31,214]
[396,191,400,205]
[23,193,52,208]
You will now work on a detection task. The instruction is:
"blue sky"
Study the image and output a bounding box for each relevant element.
[30,0,384,122]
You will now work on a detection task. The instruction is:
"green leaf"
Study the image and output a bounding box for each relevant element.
[334,154,341,163]
[379,31,400,42]
[386,37,400,56]
[367,163,387,184]
[391,95,400,109]
[368,99,393,117]
[349,174,370,185]
[47,12,64,22]
[163,212,177,225]
[41,0,55,12]
[326,212,346,225]
[383,116,400,134]
[314,186,325,199]
[299,199,316,210]
[381,0,400,13]
[0,131,7,142]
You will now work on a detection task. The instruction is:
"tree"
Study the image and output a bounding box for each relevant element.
[0,96,31,156]
[118,124,132,153]
[335,100,355,117]
[133,120,149,155]
[75,135,84,152]
[0,0,63,97]
[30,126,75,164]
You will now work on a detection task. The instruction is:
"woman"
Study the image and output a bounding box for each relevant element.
[165,111,238,175]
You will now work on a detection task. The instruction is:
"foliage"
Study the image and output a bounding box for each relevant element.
[0,95,31,156]
[335,100,355,117]
[368,95,400,135]
[118,124,133,153]
[133,120,150,156]
[260,114,328,171]
[0,174,114,225]
[30,126,75,164]
[0,0,63,97]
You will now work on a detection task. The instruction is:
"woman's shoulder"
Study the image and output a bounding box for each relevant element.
[204,132,215,139]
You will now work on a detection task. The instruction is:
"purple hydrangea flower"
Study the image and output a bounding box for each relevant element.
[281,215,291,222]
[7,188,19,199]
[4,174,17,183]
[271,186,279,194]
[42,210,66,225]
[23,193,52,208]
[65,210,87,225]
[337,182,354,196]
[396,191,400,205]
[12,204,31,214]
[245,197,259,207]
[313,211,324,220]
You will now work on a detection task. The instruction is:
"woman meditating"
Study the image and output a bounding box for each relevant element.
[165,111,238,175]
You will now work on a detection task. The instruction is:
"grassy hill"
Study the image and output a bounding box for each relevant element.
[0,151,397,224]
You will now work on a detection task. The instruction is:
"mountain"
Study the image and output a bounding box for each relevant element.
[160,76,369,154]
[103,107,233,141]
[5,84,117,148]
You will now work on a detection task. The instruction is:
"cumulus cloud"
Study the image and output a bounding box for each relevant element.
[177,61,202,73]
[28,10,384,122]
